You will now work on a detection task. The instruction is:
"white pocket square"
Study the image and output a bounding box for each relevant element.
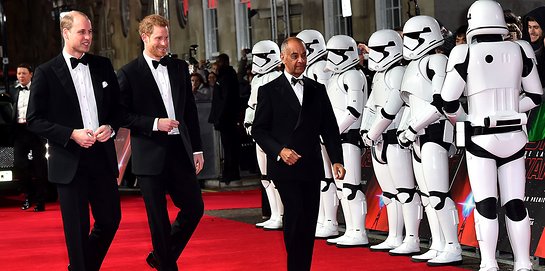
[102,81,108,88]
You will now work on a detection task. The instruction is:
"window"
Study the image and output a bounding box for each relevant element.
[375,0,402,30]
[234,0,251,59]
[323,0,347,40]
[203,0,219,60]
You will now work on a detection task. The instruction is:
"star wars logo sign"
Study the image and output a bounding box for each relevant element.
[525,141,545,181]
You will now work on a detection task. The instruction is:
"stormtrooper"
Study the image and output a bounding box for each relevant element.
[441,1,542,270]
[360,29,423,253]
[296,29,337,238]
[396,15,462,266]
[244,40,284,230]
[323,35,369,247]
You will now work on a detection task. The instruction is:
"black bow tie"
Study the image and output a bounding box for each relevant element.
[70,56,88,69]
[18,86,29,90]
[152,57,169,69]
[291,77,304,86]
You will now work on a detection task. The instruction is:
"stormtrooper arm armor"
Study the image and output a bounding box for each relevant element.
[516,40,543,112]
[366,67,406,141]
[244,107,255,135]
[244,77,260,134]
[403,55,448,137]
[360,89,377,134]
[441,45,469,124]
[337,70,366,133]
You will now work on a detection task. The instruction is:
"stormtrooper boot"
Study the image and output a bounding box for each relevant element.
[371,199,403,251]
[506,214,532,271]
[316,178,339,238]
[389,196,422,256]
[256,180,279,228]
[327,186,349,245]
[428,198,462,266]
[474,210,499,271]
[412,205,444,261]
[263,185,283,230]
[336,187,369,248]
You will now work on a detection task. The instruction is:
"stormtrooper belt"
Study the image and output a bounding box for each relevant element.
[470,125,522,136]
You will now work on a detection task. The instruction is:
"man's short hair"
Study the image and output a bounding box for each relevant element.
[17,63,33,73]
[139,14,169,36]
[280,37,304,54]
[59,11,89,33]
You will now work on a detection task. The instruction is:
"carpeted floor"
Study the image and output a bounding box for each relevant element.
[0,189,478,270]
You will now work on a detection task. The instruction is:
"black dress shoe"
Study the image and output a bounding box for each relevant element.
[34,203,45,212]
[21,199,31,210]
[146,251,159,269]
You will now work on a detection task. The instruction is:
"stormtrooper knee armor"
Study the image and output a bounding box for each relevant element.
[441,1,543,270]
[321,35,369,248]
[244,40,284,230]
[296,29,339,238]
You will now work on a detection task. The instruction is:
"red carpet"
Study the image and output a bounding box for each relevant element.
[0,190,467,270]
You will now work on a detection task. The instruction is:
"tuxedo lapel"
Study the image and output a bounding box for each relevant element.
[166,59,181,112]
[51,54,80,111]
[279,75,301,115]
[88,55,104,120]
[137,56,166,110]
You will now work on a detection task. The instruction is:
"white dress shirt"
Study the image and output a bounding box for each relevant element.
[284,71,304,105]
[63,51,100,131]
[143,52,179,135]
[15,82,31,123]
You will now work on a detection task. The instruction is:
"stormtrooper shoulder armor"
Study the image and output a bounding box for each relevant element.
[341,69,366,91]
[428,54,448,75]
[446,44,469,74]
[515,40,538,67]
[384,66,406,91]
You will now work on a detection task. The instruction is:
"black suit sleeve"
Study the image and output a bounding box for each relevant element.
[252,84,284,159]
[27,65,73,147]
[117,67,156,136]
[318,85,343,165]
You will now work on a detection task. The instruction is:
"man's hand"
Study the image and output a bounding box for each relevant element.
[194,152,204,175]
[71,129,96,148]
[279,147,301,166]
[157,118,179,133]
[94,125,113,142]
[332,163,346,180]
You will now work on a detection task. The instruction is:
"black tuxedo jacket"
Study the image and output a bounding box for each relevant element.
[252,74,343,182]
[26,54,121,184]
[117,55,202,175]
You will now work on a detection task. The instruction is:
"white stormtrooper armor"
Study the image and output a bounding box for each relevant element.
[296,29,338,238]
[244,40,284,230]
[360,29,423,253]
[322,35,369,248]
[441,2,543,270]
[396,15,463,266]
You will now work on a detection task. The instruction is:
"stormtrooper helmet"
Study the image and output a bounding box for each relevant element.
[466,0,508,43]
[251,40,281,74]
[402,15,444,60]
[296,29,328,65]
[325,35,359,73]
[368,29,403,72]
